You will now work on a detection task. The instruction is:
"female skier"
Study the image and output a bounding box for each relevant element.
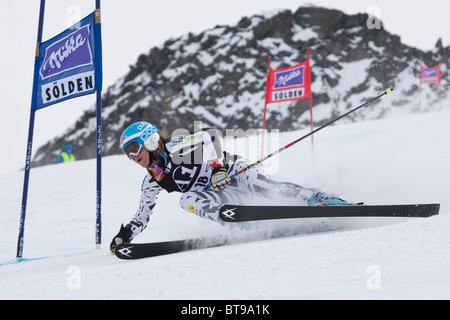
[110,121,352,253]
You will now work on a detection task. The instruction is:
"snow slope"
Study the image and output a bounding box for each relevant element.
[1,107,450,300]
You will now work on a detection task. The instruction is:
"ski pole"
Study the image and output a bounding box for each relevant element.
[205,88,393,190]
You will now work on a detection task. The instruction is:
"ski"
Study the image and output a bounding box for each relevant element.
[219,203,440,222]
[115,203,440,260]
[115,236,229,260]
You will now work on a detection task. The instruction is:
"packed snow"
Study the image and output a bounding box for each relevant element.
[1,106,449,300]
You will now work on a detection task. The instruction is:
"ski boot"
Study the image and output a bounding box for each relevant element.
[308,191,353,206]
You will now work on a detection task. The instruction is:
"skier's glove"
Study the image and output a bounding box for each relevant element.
[210,166,231,192]
[110,224,133,254]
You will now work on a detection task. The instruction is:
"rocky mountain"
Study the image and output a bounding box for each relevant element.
[31,5,448,167]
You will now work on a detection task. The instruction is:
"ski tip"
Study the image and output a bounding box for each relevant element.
[385,88,393,95]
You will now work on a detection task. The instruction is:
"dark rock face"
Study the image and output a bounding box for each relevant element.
[31,5,448,167]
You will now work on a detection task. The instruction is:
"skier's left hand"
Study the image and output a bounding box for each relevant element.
[110,224,133,254]
[210,167,231,192]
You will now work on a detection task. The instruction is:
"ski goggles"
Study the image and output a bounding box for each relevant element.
[123,141,144,160]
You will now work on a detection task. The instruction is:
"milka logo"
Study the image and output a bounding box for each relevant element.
[273,66,304,89]
[40,24,93,79]
[423,68,438,77]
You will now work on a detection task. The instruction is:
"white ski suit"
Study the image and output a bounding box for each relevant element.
[125,128,316,238]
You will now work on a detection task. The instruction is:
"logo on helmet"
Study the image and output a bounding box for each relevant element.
[139,124,158,142]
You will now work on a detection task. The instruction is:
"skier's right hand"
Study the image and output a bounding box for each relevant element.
[110,224,133,254]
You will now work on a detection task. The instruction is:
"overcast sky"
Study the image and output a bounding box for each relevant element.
[0,0,448,175]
